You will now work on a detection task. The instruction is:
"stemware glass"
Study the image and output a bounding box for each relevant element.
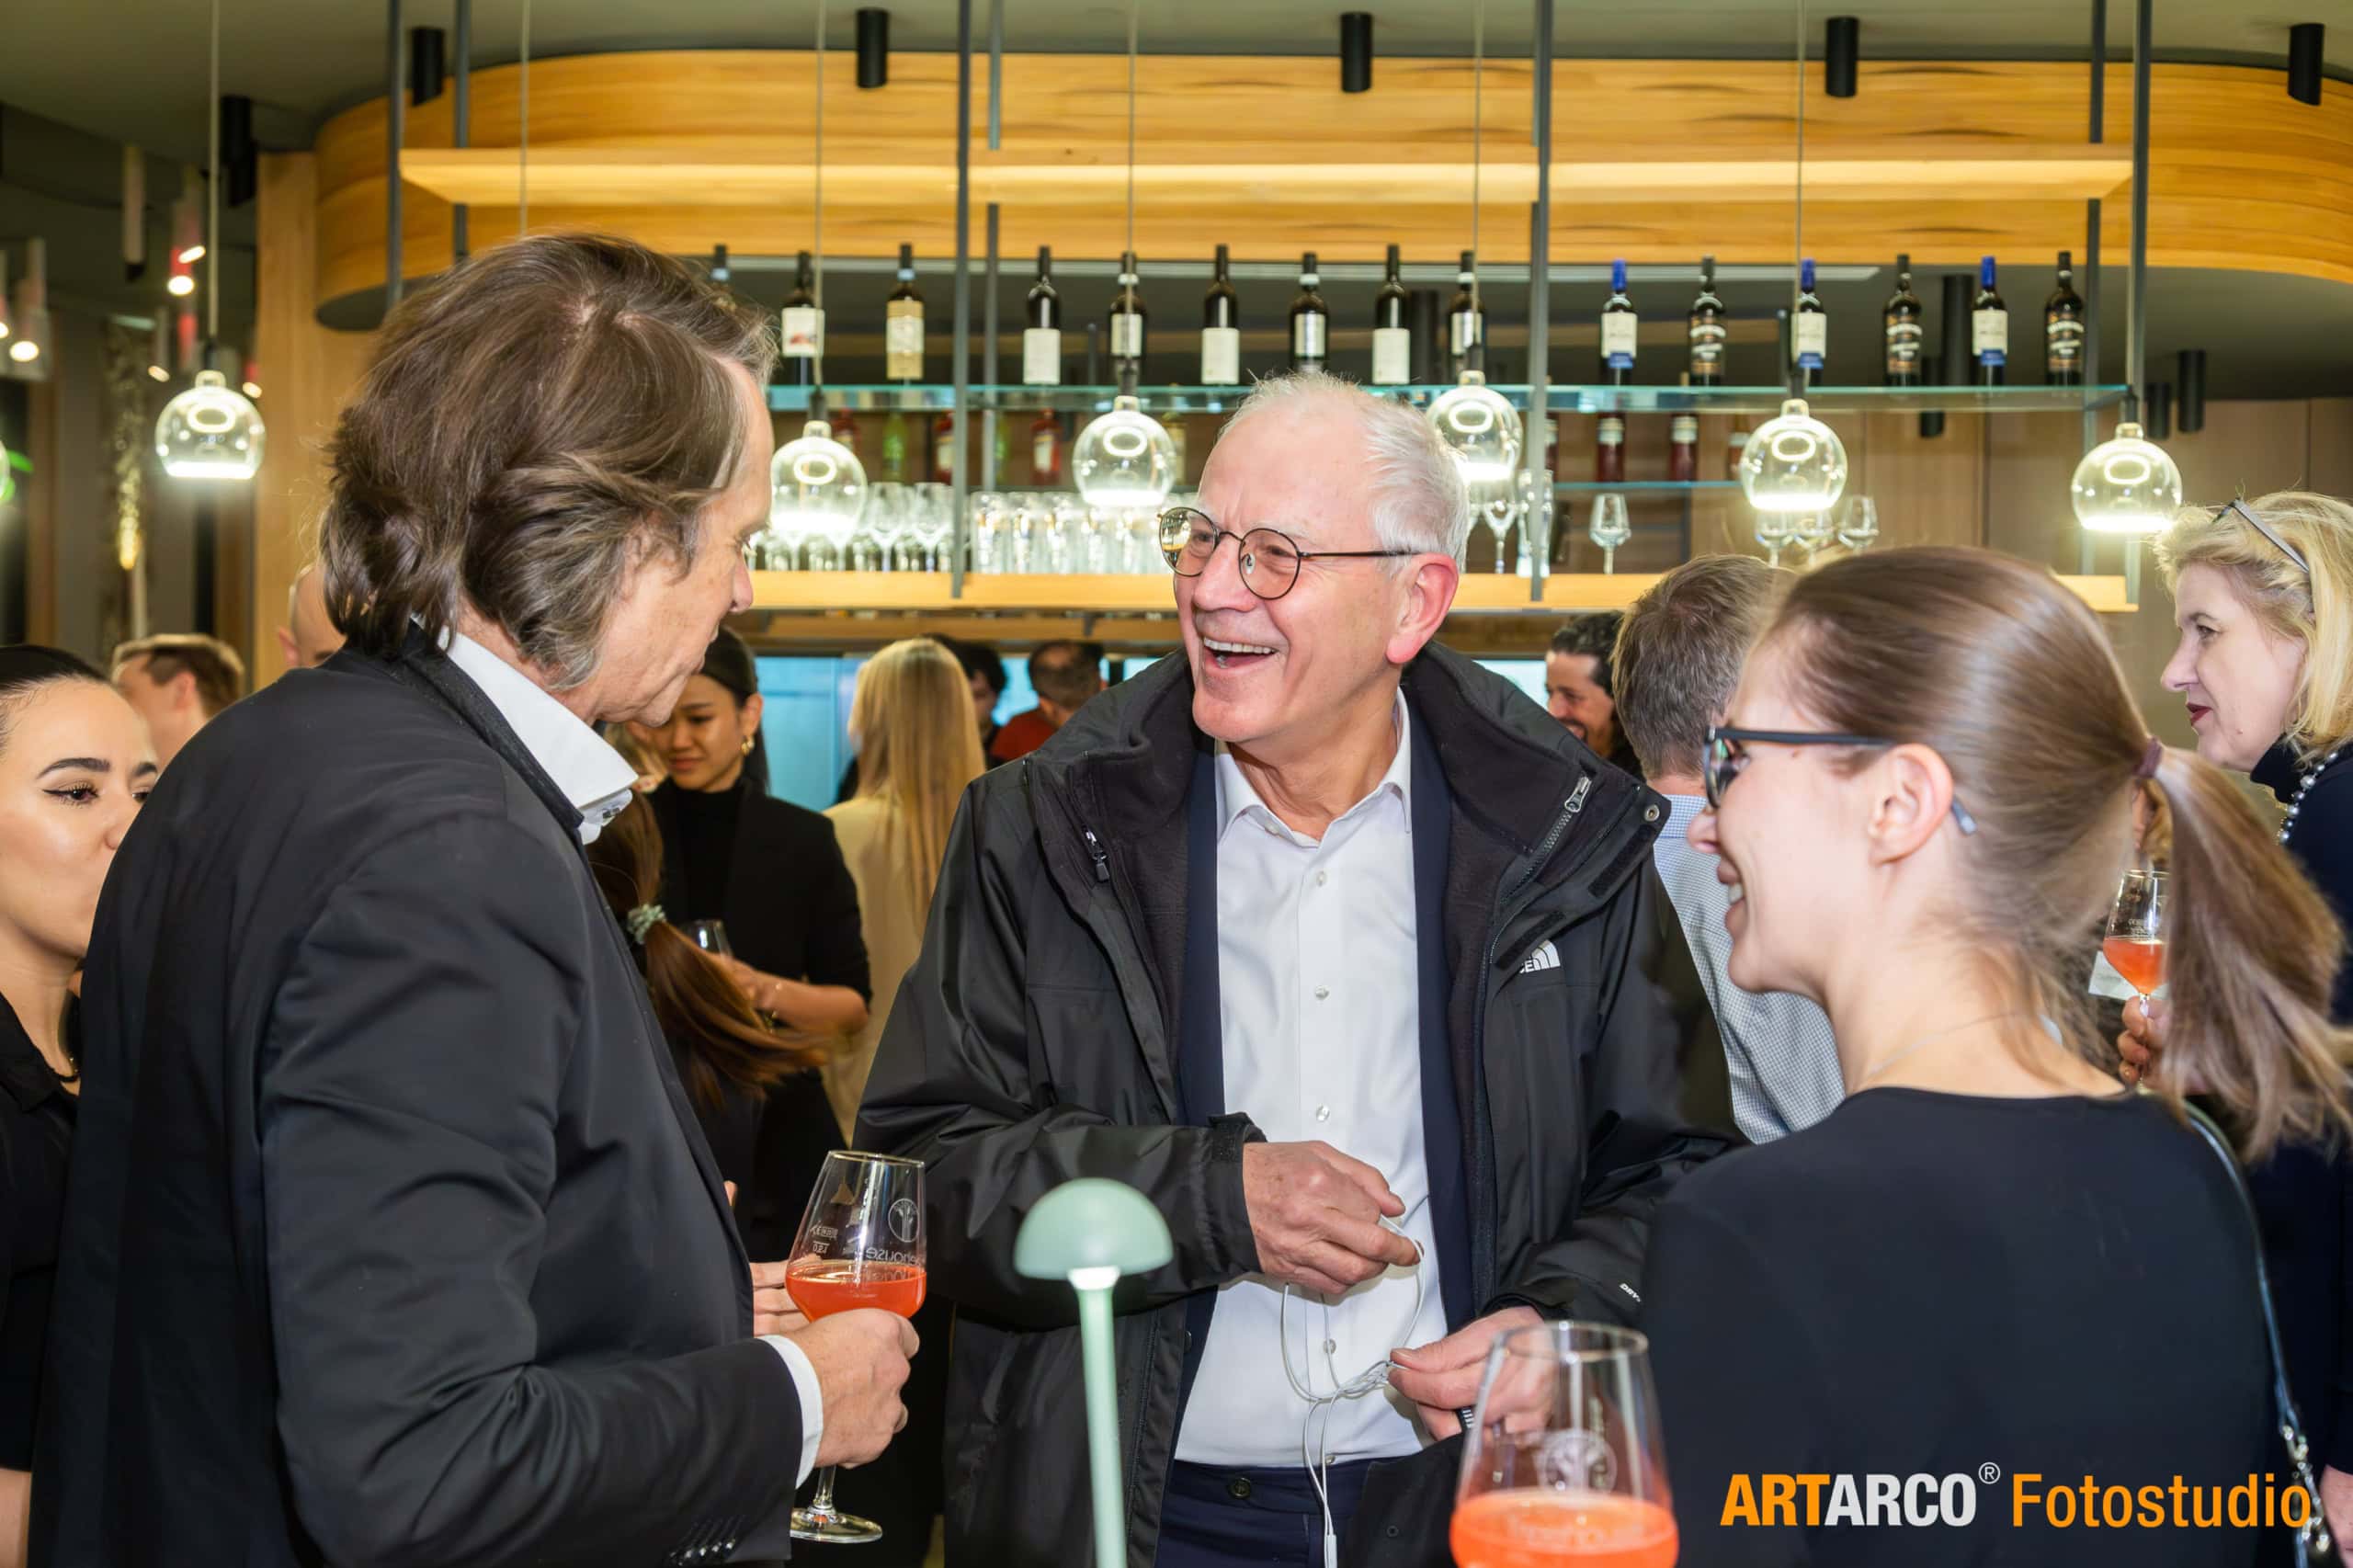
[787,1152,927,1544]
[1452,1322,1677,1568]
[2102,868,2167,1024]
[1476,483,1519,574]
[1753,509,1794,568]
[1792,508,1836,557]
[1587,494,1631,574]
[864,483,910,572]
[1836,495,1881,553]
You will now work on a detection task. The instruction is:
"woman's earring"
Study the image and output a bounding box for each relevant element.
[740,734,756,757]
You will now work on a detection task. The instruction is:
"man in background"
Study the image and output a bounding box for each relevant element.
[1614,554,1844,1142]
[277,562,345,670]
[987,639,1105,763]
[1543,614,1639,775]
[110,632,244,769]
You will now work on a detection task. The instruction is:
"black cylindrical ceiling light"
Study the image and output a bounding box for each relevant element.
[2290,24,2325,105]
[2145,380,2173,440]
[1825,17,1859,98]
[409,25,446,105]
[2178,348,2207,432]
[220,95,256,208]
[857,8,889,89]
[1340,13,1374,94]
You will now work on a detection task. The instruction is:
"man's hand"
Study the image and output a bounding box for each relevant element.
[751,1260,810,1338]
[1389,1306,1544,1438]
[1242,1141,1418,1297]
[2116,995,2167,1087]
[790,1310,917,1469]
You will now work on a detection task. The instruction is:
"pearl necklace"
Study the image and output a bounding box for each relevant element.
[2281,748,2345,847]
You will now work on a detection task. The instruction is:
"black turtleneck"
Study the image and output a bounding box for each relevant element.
[0,996,74,1468]
[2255,737,2353,1017]
[667,778,745,923]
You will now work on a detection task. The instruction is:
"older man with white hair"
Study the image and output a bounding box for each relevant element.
[860,370,1732,1568]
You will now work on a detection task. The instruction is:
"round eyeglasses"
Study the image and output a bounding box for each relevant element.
[1157,506,1419,602]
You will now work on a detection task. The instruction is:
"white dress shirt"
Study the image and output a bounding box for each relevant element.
[442,630,824,1482]
[1174,692,1450,1469]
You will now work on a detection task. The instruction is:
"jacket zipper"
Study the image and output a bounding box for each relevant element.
[1466,773,1591,1308]
[1082,827,1112,883]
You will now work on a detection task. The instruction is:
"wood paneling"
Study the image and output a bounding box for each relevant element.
[313,53,2353,310]
[253,153,380,687]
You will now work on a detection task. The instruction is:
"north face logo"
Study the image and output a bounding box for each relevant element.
[1519,941,1560,974]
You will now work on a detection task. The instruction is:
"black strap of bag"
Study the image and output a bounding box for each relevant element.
[2182,1104,2344,1567]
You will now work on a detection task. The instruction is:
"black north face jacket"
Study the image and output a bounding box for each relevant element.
[859,642,1733,1568]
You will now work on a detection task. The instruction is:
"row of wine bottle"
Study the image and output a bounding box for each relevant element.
[768,244,2090,390]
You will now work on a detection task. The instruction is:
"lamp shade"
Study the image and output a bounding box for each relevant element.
[1427,371,1523,486]
[2071,421,2183,535]
[1015,1177,1174,1282]
[155,369,265,480]
[769,419,868,545]
[1072,396,1179,510]
[1737,397,1847,515]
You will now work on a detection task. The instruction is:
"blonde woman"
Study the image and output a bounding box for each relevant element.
[824,638,987,1138]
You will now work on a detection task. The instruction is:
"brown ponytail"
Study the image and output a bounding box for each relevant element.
[1774,548,2353,1161]
[585,794,825,1113]
[2143,745,2353,1158]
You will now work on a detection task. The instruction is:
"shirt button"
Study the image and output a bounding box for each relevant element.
[1314,985,1330,1000]
[1315,870,1328,887]
[1315,1105,1332,1122]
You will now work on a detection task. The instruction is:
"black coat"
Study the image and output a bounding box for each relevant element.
[35,641,802,1568]
[858,643,1733,1568]
[647,780,870,1261]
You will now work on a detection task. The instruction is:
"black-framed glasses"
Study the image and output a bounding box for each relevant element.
[1157,506,1420,601]
[2213,498,2311,575]
[1704,725,1979,835]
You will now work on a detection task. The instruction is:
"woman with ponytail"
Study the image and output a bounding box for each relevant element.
[1638,548,2352,1567]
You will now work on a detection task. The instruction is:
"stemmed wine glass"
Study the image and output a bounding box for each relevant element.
[685,919,732,957]
[787,1151,927,1544]
[1452,1321,1677,1568]
[2102,868,2167,1045]
[1753,509,1794,568]
[1837,494,1881,553]
[1792,509,1836,558]
[1476,485,1519,574]
[1588,494,1631,574]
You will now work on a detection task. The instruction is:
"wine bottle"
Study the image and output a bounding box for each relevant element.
[1793,258,1826,388]
[932,412,956,483]
[1596,415,1627,484]
[885,243,924,382]
[1448,251,1484,380]
[1371,244,1412,384]
[1201,244,1241,385]
[881,408,910,483]
[1882,253,1923,388]
[1029,408,1063,484]
[779,250,822,387]
[1688,256,1725,387]
[1670,373,1699,482]
[1972,255,2007,387]
[1108,250,1147,385]
[1290,251,1328,373]
[1024,246,1062,387]
[1600,258,1637,386]
[2045,250,2085,386]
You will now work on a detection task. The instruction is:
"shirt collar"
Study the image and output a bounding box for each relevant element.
[1213,689,1412,845]
[441,631,640,845]
[1656,791,1709,841]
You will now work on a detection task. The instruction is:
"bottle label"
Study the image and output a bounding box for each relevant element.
[2047,316,2084,369]
[1670,415,1699,445]
[1370,326,1412,384]
[1110,312,1144,358]
[1293,313,1327,360]
[1023,327,1062,386]
[1885,319,1923,375]
[1973,308,2007,365]
[1200,326,1241,385]
[1450,312,1482,357]
[1032,427,1058,478]
[1794,312,1827,369]
[1602,312,1639,369]
[781,305,824,358]
[885,303,924,377]
[1689,319,1726,365]
[1597,416,1626,448]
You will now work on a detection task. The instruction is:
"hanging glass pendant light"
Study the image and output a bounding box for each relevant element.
[154,0,261,482]
[1738,397,1847,515]
[1428,371,1523,484]
[2071,421,2181,534]
[771,419,868,547]
[1074,394,1178,509]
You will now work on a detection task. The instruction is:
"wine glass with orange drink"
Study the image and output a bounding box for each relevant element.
[2101,869,2167,1031]
[786,1151,926,1544]
[1450,1321,1677,1568]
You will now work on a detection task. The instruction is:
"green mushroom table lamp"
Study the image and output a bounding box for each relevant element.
[1014,1178,1174,1568]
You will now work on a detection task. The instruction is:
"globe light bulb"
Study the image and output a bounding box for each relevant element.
[1072,395,1178,511]
[154,369,265,480]
[2070,421,2183,535]
[1427,371,1523,486]
[1737,397,1848,515]
[769,419,868,548]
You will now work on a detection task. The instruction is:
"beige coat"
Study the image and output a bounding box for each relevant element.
[819,795,930,1140]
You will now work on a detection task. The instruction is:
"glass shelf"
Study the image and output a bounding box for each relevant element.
[770,382,2132,417]
[1556,479,1740,494]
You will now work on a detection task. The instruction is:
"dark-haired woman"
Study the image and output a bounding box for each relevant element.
[647,629,870,1258]
[0,648,153,1565]
[1643,549,2350,1567]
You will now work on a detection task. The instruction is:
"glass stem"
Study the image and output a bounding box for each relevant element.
[1603,544,1617,574]
[808,1465,840,1518]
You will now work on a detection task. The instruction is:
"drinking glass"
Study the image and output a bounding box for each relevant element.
[1478,486,1519,574]
[787,1152,927,1544]
[1752,510,1794,568]
[2102,868,2167,1019]
[1836,494,1881,553]
[1587,494,1631,574]
[1793,509,1836,557]
[865,483,909,572]
[685,918,732,957]
[1452,1322,1677,1568]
